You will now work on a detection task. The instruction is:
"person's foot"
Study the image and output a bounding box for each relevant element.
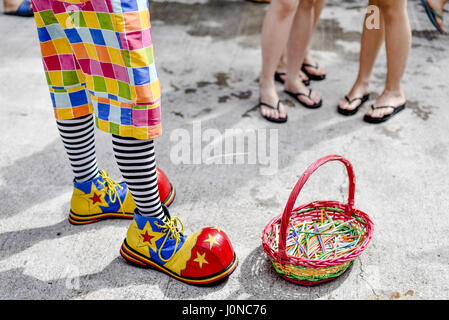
[284,76,321,107]
[303,53,326,78]
[275,68,310,84]
[4,0,33,15]
[120,206,238,285]
[426,0,446,32]
[338,83,370,112]
[69,168,175,225]
[364,90,406,119]
[259,81,288,121]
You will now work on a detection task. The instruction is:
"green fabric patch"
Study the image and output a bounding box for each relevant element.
[117,81,131,100]
[45,72,52,86]
[96,12,114,31]
[145,46,154,65]
[40,10,58,25]
[109,122,120,135]
[62,71,79,86]
[122,50,131,67]
[93,76,107,92]
[68,11,87,28]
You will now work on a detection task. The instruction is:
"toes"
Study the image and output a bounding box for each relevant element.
[311,91,321,104]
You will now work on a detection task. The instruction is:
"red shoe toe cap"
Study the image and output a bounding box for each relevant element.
[181,227,235,278]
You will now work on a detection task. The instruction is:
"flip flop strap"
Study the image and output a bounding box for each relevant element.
[345,95,363,104]
[426,0,444,19]
[430,8,443,20]
[260,101,281,111]
[303,62,319,70]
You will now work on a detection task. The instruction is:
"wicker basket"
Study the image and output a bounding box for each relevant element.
[262,155,374,285]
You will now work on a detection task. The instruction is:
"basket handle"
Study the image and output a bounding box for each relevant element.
[277,155,356,262]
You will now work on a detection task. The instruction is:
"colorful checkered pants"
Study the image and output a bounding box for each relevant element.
[32,0,161,140]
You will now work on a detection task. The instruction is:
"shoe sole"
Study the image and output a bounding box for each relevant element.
[69,184,176,225]
[120,239,238,286]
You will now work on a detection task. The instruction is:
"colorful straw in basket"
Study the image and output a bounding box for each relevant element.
[262,155,374,285]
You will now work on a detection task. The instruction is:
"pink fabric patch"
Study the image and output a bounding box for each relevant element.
[113,64,130,82]
[77,59,91,74]
[80,1,94,12]
[51,1,67,14]
[132,107,161,127]
[90,59,103,76]
[117,33,129,51]
[142,28,153,48]
[59,54,76,70]
[91,0,109,13]
[43,55,62,71]
[124,31,144,50]
[31,0,51,11]
[100,62,115,79]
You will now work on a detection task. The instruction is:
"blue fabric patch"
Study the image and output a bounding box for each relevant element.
[89,29,106,46]
[37,27,51,42]
[69,90,89,107]
[97,102,110,120]
[64,28,83,44]
[132,67,150,85]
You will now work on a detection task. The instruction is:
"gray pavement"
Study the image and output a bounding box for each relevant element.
[1,0,449,300]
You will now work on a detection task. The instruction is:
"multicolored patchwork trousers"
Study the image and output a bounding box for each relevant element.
[31,0,161,140]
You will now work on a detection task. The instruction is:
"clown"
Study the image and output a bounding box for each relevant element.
[30,0,237,284]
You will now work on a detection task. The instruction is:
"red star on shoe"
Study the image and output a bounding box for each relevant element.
[141,230,155,245]
[89,193,102,205]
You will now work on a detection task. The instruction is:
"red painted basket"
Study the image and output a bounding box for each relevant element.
[262,155,374,285]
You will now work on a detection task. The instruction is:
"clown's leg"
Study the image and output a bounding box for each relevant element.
[56,114,100,183]
[111,135,166,221]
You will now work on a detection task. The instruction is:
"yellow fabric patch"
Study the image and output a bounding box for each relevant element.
[84,43,99,60]
[108,47,124,66]
[48,71,64,87]
[83,12,101,29]
[53,38,73,54]
[105,78,119,96]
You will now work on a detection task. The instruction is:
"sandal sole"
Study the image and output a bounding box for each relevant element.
[363,104,406,124]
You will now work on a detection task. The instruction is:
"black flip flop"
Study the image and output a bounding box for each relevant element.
[301,63,326,81]
[337,94,370,116]
[259,100,288,123]
[284,89,322,109]
[274,72,310,86]
[363,103,406,124]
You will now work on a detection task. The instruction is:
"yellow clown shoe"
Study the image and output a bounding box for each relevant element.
[69,169,176,225]
[69,170,136,225]
[120,206,238,285]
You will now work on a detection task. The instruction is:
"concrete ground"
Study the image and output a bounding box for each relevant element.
[1,0,449,300]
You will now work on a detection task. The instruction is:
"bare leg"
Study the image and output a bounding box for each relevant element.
[276,50,310,83]
[366,0,411,118]
[284,0,322,106]
[259,0,299,120]
[426,0,447,32]
[303,0,326,77]
[338,0,385,111]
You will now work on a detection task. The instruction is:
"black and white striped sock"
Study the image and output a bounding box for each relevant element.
[111,134,166,221]
[56,114,100,183]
